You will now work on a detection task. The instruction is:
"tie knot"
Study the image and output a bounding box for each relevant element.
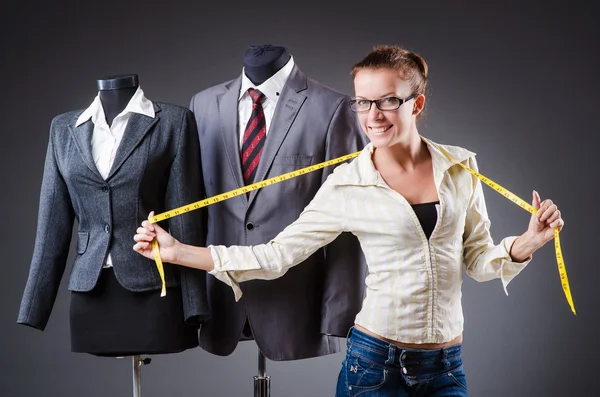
[247,88,265,104]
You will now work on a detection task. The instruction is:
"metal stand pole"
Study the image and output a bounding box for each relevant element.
[253,350,270,397]
[132,355,151,397]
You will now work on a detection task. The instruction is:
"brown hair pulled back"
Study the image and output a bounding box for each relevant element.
[351,45,428,97]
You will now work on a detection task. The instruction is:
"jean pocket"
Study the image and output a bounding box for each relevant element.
[346,351,388,396]
[446,365,468,391]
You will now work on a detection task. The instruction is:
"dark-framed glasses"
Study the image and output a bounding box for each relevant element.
[349,94,417,113]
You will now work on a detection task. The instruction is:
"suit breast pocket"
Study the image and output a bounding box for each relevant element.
[268,155,315,219]
[272,155,313,167]
[77,232,89,254]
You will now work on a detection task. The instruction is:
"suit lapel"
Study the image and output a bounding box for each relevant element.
[248,66,307,206]
[217,77,248,204]
[106,103,160,180]
[70,115,104,180]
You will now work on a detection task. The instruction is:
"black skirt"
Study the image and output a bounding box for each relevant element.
[70,268,199,356]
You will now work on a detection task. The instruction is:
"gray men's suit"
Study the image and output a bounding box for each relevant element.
[18,103,209,331]
[190,64,368,360]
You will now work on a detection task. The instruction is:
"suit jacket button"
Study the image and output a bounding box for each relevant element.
[104,225,110,233]
[101,186,108,192]
[246,222,254,231]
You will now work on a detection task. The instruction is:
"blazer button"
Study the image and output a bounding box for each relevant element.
[104,225,110,233]
[246,222,255,231]
[101,186,108,192]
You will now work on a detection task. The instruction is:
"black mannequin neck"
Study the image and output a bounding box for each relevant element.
[96,74,139,127]
[243,45,291,86]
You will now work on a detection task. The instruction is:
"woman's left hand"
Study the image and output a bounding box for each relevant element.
[526,190,565,248]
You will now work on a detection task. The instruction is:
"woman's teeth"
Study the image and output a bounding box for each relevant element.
[370,125,391,134]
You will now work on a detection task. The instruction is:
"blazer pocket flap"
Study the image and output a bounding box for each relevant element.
[272,155,313,166]
[77,232,89,254]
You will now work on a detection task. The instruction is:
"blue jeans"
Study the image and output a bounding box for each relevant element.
[336,327,468,396]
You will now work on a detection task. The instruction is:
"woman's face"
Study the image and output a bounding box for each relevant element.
[352,68,422,148]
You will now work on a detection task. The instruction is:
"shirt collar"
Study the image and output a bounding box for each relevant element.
[75,86,155,127]
[332,136,476,187]
[239,55,295,103]
[420,136,475,174]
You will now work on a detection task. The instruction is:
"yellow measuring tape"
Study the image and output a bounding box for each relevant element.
[148,147,575,314]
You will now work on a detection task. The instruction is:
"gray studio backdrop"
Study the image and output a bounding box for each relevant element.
[2,1,598,396]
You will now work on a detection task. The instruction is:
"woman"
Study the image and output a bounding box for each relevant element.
[133,45,564,396]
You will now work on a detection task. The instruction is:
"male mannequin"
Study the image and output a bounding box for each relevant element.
[189,45,368,361]
[18,74,209,356]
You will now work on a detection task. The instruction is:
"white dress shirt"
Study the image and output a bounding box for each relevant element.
[238,56,295,148]
[208,137,532,344]
[75,86,155,267]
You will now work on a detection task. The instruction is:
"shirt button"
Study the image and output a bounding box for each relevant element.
[101,186,108,192]
[402,367,407,374]
[104,225,110,233]
[246,222,255,231]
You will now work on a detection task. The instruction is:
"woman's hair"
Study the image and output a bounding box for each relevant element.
[351,45,428,97]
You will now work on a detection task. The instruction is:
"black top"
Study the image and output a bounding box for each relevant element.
[410,201,439,240]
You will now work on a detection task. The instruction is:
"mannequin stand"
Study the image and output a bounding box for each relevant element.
[253,350,270,397]
[121,355,151,397]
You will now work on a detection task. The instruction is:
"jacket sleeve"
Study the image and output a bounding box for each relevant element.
[462,156,532,295]
[164,108,209,325]
[318,97,369,336]
[209,176,346,302]
[17,118,75,330]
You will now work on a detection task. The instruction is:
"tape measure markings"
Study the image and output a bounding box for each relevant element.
[149,152,361,223]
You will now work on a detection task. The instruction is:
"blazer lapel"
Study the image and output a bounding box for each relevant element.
[217,76,248,203]
[70,116,104,180]
[248,66,307,206]
[106,103,160,180]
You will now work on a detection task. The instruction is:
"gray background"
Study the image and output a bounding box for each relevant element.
[2,1,598,396]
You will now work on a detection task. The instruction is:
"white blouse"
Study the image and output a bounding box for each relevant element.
[208,137,532,344]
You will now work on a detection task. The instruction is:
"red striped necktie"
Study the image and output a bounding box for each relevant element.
[241,88,267,185]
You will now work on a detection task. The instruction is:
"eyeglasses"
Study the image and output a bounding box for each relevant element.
[349,94,417,113]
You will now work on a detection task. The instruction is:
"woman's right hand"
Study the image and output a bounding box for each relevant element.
[133,211,180,263]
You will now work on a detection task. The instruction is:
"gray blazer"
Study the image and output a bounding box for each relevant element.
[18,103,209,331]
[190,65,368,361]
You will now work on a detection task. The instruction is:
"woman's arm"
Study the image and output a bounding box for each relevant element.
[461,157,564,293]
[134,175,348,300]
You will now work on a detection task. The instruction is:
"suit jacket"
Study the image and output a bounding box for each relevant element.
[18,102,209,331]
[189,65,369,361]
